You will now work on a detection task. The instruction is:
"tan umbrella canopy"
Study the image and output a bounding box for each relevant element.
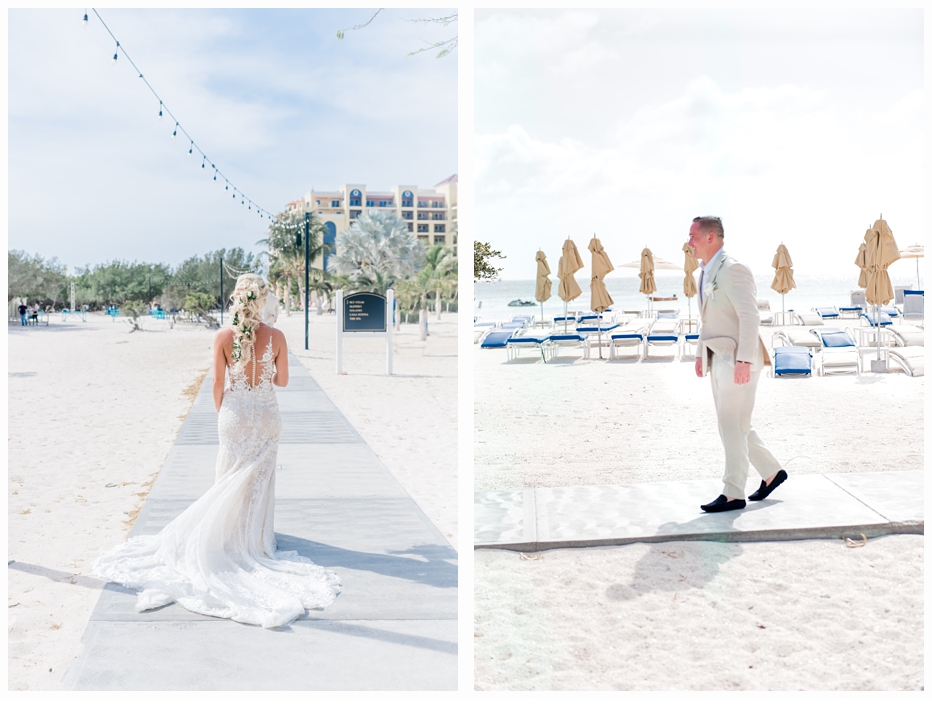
[535,250,552,303]
[682,243,699,298]
[557,238,583,332]
[618,256,681,271]
[854,240,870,289]
[682,243,699,330]
[864,219,900,307]
[863,218,901,371]
[639,248,657,296]
[898,244,924,290]
[588,236,614,312]
[771,243,796,322]
[588,236,614,358]
[535,250,552,325]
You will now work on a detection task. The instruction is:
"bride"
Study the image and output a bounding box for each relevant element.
[94,274,341,628]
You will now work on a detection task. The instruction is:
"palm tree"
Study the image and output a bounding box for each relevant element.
[327,211,425,294]
[257,210,330,316]
[421,244,457,320]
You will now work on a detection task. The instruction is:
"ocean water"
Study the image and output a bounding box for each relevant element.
[474,272,919,324]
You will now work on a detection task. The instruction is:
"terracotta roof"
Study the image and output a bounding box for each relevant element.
[436,174,458,185]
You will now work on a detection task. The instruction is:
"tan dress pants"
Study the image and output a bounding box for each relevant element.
[709,354,782,499]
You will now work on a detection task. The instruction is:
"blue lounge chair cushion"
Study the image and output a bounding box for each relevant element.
[647,334,678,342]
[611,332,644,341]
[861,312,893,326]
[814,307,839,318]
[903,290,924,296]
[508,335,549,345]
[684,333,700,341]
[576,323,620,333]
[657,311,678,319]
[549,333,587,342]
[480,330,514,348]
[774,346,812,376]
[820,331,856,348]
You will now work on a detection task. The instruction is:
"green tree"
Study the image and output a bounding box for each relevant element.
[328,211,425,294]
[171,248,257,310]
[474,241,505,282]
[72,260,171,308]
[259,211,329,316]
[8,251,69,305]
[421,244,457,320]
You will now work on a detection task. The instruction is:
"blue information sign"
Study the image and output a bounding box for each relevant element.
[343,292,386,332]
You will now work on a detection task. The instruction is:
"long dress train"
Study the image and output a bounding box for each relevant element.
[94,338,341,628]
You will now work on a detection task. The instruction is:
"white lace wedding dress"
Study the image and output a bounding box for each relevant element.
[94,338,341,628]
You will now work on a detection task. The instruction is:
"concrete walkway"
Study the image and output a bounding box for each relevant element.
[475,469,923,552]
[64,354,457,690]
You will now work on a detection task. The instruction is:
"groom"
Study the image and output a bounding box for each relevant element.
[689,216,787,513]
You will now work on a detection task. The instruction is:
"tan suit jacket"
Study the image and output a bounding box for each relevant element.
[697,250,771,375]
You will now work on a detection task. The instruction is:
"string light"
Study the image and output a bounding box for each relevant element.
[85,9,273,222]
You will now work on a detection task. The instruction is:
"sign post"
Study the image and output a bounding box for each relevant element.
[335,289,394,375]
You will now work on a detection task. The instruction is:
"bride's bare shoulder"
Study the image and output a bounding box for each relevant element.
[259,323,287,343]
[214,327,235,346]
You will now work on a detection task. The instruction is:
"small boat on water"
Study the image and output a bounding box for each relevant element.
[508,299,535,307]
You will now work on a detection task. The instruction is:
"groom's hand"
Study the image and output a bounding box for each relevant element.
[734,361,751,384]
[694,356,703,377]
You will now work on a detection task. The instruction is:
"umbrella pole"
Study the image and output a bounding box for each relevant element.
[782,293,785,325]
[540,301,544,328]
[564,301,568,334]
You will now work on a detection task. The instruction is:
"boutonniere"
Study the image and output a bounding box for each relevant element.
[703,279,717,301]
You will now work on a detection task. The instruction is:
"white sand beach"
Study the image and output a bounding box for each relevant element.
[474,320,923,690]
[8,309,456,690]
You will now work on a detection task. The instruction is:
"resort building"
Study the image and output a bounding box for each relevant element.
[283,175,458,270]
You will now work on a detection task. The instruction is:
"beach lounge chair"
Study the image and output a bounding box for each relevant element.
[609,319,651,361]
[545,333,589,360]
[757,300,773,325]
[901,294,923,325]
[860,311,894,328]
[772,327,822,350]
[644,318,680,359]
[813,306,840,319]
[772,345,813,377]
[576,322,620,358]
[680,332,700,358]
[880,325,925,348]
[838,305,863,319]
[810,327,859,376]
[886,346,924,377]
[792,312,824,327]
[850,291,867,309]
[479,330,514,349]
[506,333,551,362]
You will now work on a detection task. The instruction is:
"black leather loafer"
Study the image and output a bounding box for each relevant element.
[700,495,747,513]
[748,469,788,501]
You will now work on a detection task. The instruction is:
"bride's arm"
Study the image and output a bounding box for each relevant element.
[272,328,289,387]
[212,329,231,411]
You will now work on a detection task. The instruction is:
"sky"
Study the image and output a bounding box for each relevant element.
[475,8,924,281]
[7,8,458,273]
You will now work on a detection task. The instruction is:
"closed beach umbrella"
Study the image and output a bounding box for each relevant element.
[864,218,901,369]
[855,240,869,289]
[770,243,796,322]
[898,244,924,290]
[535,250,552,324]
[639,248,657,314]
[589,236,615,358]
[864,219,900,307]
[557,238,583,332]
[682,243,699,330]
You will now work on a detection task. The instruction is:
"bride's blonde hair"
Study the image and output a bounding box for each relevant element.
[228,274,269,372]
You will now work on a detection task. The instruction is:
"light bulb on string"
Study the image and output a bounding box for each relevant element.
[112,42,119,65]
[201,157,205,169]
[83,11,88,28]
[188,141,193,156]
[213,169,217,181]
[158,101,163,121]
[172,122,178,139]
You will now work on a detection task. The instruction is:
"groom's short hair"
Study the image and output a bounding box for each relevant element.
[692,216,724,240]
